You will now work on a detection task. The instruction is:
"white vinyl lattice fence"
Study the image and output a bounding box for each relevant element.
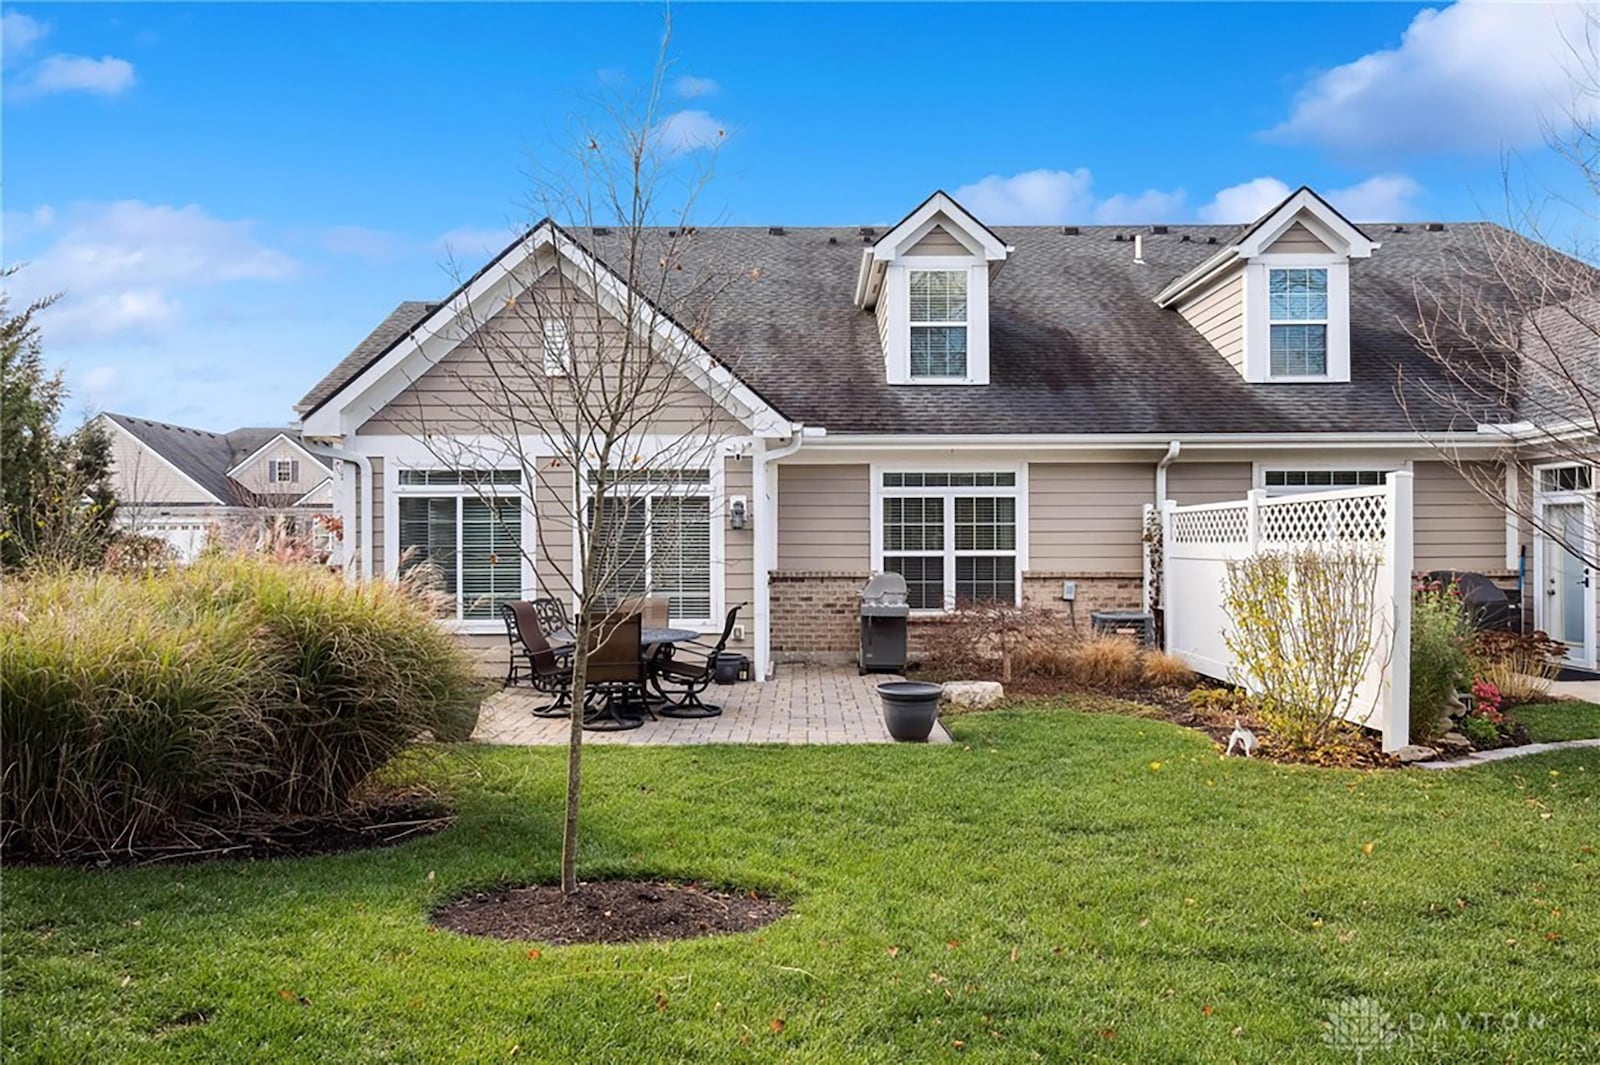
[1162,473,1414,751]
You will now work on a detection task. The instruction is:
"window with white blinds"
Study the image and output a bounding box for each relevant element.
[396,470,523,620]
[877,469,1020,610]
[908,269,969,379]
[542,319,571,376]
[586,469,715,624]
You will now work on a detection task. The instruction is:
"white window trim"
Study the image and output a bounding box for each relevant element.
[1265,267,1330,378]
[869,462,1029,614]
[389,464,538,634]
[1243,254,1350,384]
[885,257,991,386]
[572,461,727,633]
[1253,460,1410,495]
[908,268,970,382]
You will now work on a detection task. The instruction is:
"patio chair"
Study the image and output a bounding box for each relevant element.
[501,601,574,718]
[581,611,649,732]
[531,597,571,641]
[648,604,743,719]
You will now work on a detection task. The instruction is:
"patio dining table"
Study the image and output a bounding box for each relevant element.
[548,625,703,729]
[549,626,700,650]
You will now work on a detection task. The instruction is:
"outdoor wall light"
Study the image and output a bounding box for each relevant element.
[729,496,748,530]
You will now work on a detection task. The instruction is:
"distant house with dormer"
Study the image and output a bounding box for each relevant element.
[98,412,335,561]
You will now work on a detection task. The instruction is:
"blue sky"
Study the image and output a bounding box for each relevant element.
[3,2,1594,430]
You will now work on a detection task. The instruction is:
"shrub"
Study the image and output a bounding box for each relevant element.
[1063,635,1143,689]
[1223,546,1385,751]
[1186,686,1259,726]
[1470,630,1565,704]
[1,557,483,857]
[1410,581,1472,740]
[917,606,1079,682]
[1461,712,1501,749]
[1140,650,1195,689]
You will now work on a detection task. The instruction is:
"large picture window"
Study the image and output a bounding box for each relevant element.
[908,269,968,379]
[397,469,523,620]
[1268,268,1328,377]
[878,470,1019,610]
[587,469,715,624]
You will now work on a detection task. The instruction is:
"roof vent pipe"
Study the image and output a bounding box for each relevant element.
[1133,234,1145,264]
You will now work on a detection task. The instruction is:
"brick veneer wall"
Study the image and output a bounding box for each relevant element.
[770,570,1147,661]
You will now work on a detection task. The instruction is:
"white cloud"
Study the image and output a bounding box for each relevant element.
[1269,1,1598,154]
[651,110,727,155]
[954,168,1097,224]
[954,168,1189,225]
[1196,178,1294,224]
[24,54,136,96]
[1093,188,1189,225]
[9,200,298,344]
[2,10,47,59]
[1198,174,1423,224]
[673,75,718,99]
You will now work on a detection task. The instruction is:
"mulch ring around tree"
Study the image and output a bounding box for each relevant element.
[5,798,453,868]
[432,880,790,945]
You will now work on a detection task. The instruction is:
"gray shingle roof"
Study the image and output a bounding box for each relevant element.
[104,413,328,505]
[298,222,1582,435]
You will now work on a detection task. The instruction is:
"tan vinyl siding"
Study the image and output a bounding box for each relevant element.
[1028,462,1152,574]
[723,456,754,651]
[1165,462,1252,505]
[533,467,575,597]
[1176,268,1245,371]
[1264,219,1333,254]
[360,272,740,436]
[368,456,385,574]
[777,464,870,571]
[904,224,968,257]
[231,439,323,494]
[1414,460,1507,573]
[875,279,892,353]
[107,424,217,506]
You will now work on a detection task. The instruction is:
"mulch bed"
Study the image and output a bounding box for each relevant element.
[4,798,452,868]
[432,880,789,945]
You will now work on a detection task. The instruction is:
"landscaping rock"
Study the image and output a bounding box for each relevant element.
[1437,731,1472,752]
[1394,744,1439,764]
[941,681,1004,711]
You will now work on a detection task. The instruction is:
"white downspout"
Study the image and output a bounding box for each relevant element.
[307,443,373,581]
[753,424,820,680]
[1147,440,1181,612]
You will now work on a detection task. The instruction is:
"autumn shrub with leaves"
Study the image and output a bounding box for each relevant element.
[0,555,483,857]
[1140,649,1195,689]
[1410,579,1473,740]
[1222,546,1386,751]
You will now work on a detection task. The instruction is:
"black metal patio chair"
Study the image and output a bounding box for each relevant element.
[581,611,649,732]
[648,604,743,719]
[501,601,574,718]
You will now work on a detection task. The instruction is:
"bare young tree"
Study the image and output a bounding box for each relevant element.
[1401,12,1600,568]
[383,22,747,894]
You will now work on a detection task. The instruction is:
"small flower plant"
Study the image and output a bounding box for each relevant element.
[1470,677,1505,723]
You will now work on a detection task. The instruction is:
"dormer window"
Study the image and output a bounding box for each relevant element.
[909,270,968,379]
[1268,268,1329,377]
[854,191,1013,387]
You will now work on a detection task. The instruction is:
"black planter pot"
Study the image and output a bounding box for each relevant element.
[877,681,943,742]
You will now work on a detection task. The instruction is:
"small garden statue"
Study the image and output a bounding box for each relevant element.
[1225,721,1259,757]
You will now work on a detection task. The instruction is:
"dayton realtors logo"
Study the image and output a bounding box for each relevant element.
[1322,996,1553,1059]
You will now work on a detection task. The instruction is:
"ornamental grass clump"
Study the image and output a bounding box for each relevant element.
[0,557,484,858]
[1222,546,1385,751]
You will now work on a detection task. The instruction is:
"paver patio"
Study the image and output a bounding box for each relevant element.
[473,662,953,745]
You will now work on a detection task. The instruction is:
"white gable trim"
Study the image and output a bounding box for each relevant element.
[226,432,327,478]
[98,415,226,505]
[291,478,334,506]
[301,222,796,440]
[1234,188,1379,260]
[873,192,1011,263]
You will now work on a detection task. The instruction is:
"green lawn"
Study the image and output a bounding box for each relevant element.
[1513,701,1600,744]
[4,709,1598,1063]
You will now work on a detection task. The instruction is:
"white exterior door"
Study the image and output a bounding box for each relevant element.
[1537,499,1596,669]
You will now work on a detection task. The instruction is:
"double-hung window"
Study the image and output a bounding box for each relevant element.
[879,471,1019,610]
[908,270,968,379]
[1268,268,1328,377]
[586,468,715,625]
[268,460,299,483]
[397,469,523,620]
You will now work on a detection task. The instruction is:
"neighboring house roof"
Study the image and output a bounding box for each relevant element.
[103,413,331,506]
[300,219,1589,436]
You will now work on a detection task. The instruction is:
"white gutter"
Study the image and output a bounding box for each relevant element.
[1154,439,1182,506]
[304,442,373,581]
[751,424,822,680]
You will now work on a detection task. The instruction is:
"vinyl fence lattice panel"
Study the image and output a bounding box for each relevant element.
[1169,505,1249,546]
[1258,492,1390,546]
